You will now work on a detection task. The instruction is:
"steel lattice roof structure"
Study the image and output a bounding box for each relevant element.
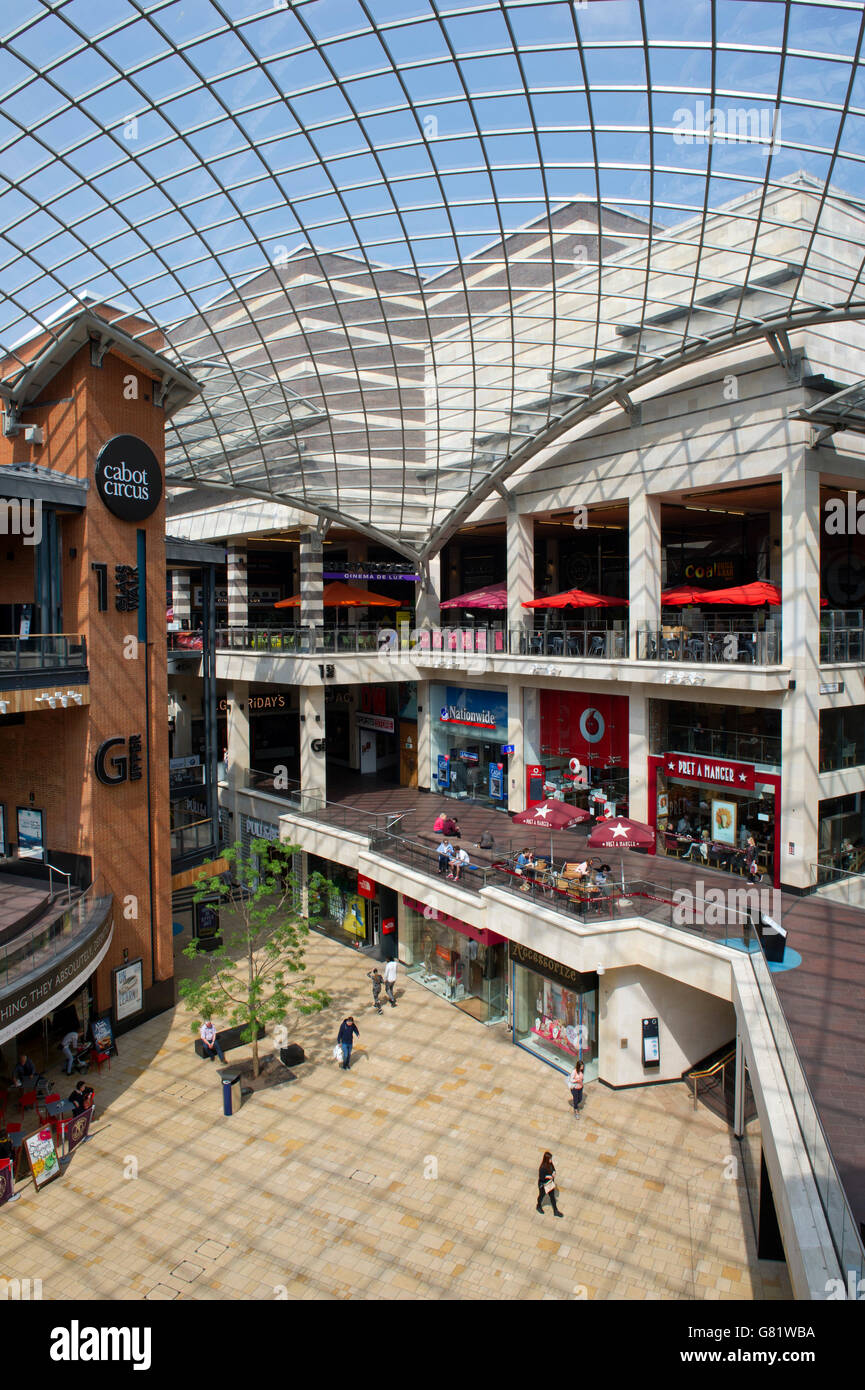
[1,0,865,560]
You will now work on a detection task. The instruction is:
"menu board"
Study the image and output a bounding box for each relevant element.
[24,1128,61,1190]
[60,1105,94,1157]
[91,1015,116,1055]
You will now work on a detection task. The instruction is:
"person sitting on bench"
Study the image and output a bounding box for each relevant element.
[199,1020,226,1062]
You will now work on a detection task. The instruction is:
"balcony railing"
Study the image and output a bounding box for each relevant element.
[665,724,781,766]
[820,612,864,664]
[170,815,217,858]
[214,624,627,659]
[0,633,87,672]
[245,769,415,835]
[636,628,781,665]
[0,874,112,991]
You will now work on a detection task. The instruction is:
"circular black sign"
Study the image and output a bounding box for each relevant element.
[94,435,163,521]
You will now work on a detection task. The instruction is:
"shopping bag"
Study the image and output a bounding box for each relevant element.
[332,1044,342,1062]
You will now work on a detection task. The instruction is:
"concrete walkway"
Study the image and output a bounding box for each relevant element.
[1,929,789,1301]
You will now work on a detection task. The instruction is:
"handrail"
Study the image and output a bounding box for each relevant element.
[0,873,112,991]
[44,862,72,905]
[687,1046,736,1112]
[746,921,865,1280]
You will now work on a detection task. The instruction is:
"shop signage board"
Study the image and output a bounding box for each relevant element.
[91,1015,116,1056]
[357,873,375,900]
[663,754,755,790]
[323,569,420,581]
[194,586,280,606]
[439,686,507,732]
[94,435,163,522]
[194,902,222,952]
[23,1128,61,1190]
[508,940,589,991]
[60,1105,94,1158]
[355,712,395,733]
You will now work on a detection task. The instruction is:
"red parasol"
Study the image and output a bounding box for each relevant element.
[587,817,655,850]
[695,581,781,606]
[661,585,709,605]
[513,799,592,863]
[522,588,628,609]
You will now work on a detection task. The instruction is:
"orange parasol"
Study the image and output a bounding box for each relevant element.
[275,581,401,609]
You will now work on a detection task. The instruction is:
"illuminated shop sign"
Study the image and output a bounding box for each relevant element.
[663,754,756,790]
[95,435,163,521]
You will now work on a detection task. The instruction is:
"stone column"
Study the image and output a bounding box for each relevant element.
[627,686,650,824]
[300,683,327,810]
[628,491,662,659]
[344,539,367,628]
[507,680,527,813]
[226,544,248,629]
[507,510,534,638]
[299,531,324,647]
[415,553,441,630]
[171,570,191,627]
[417,680,432,791]
[226,681,250,825]
[779,458,821,891]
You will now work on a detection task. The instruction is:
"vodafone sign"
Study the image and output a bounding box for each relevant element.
[578,707,605,744]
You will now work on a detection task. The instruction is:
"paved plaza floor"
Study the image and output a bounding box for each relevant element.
[2,930,790,1301]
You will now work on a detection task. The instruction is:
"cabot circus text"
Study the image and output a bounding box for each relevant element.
[100,464,152,499]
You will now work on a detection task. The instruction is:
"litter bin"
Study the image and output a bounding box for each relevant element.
[757,914,787,964]
[221,1072,242,1116]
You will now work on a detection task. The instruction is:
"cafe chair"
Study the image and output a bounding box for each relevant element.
[664,831,682,857]
[17,1089,37,1114]
[92,1046,111,1075]
[588,634,606,657]
[685,635,705,661]
[5,1122,24,1173]
[36,1091,60,1124]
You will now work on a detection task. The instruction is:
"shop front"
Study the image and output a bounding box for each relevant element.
[649,753,780,886]
[430,684,509,808]
[400,895,507,1023]
[307,856,398,953]
[510,940,599,1079]
[528,691,629,816]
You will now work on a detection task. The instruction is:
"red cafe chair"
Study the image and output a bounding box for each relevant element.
[17,1089,37,1114]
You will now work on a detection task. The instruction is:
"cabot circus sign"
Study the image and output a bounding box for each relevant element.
[94,435,163,521]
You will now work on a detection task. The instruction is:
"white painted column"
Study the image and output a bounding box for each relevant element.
[508,679,527,813]
[415,554,441,629]
[300,684,327,810]
[507,510,534,639]
[344,540,367,628]
[628,491,662,659]
[227,545,248,629]
[779,458,821,890]
[628,686,650,825]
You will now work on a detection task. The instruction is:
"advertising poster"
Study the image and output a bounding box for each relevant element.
[342,895,366,939]
[437,754,450,788]
[60,1105,94,1158]
[657,793,668,818]
[91,1016,116,1055]
[488,763,504,800]
[113,959,144,1021]
[194,902,222,952]
[16,806,44,860]
[0,1157,15,1207]
[24,1128,61,1190]
[711,798,737,846]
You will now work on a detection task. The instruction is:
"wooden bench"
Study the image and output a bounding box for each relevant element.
[194,1024,266,1059]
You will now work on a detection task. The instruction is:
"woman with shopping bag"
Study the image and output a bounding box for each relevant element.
[536,1151,563,1217]
[567,1060,584,1117]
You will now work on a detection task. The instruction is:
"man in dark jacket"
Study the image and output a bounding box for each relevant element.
[337,1017,359,1069]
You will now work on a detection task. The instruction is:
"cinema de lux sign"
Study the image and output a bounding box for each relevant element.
[663,754,756,790]
[94,435,163,522]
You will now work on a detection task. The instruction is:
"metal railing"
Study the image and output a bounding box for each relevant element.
[665,725,782,766]
[0,874,111,990]
[810,861,865,900]
[687,1046,736,1112]
[636,628,781,664]
[245,769,416,835]
[820,611,864,665]
[169,816,216,858]
[0,633,87,671]
[45,862,72,905]
[747,929,865,1282]
[212,623,630,660]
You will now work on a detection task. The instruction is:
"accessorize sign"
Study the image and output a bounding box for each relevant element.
[94,435,163,521]
[663,754,756,790]
[508,940,591,991]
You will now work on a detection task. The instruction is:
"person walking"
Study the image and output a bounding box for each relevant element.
[61,1028,82,1076]
[568,1060,585,1117]
[367,967,384,1015]
[199,1020,226,1063]
[337,1016,359,1069]
[536,1151,563,1216]
[383,957,398,1007]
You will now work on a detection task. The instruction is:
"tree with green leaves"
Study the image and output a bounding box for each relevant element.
[179,838,330,1078]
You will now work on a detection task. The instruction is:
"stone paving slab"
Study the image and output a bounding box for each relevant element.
[0,929,790,1301]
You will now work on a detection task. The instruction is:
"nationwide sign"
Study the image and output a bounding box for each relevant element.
[439,704,497,729]
[664,754,756,790]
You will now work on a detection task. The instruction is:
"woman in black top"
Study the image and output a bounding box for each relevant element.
[537,1150,563,1217]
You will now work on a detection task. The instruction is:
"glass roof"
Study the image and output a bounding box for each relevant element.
[1,0,864,556]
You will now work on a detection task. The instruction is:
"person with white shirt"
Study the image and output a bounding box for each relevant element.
[199,1020,226,1062]
[61,1028,82,1076]
[450,845,470,883]
[383,957,398,1008]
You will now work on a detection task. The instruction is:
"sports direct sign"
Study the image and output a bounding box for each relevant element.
[664,754,755,790]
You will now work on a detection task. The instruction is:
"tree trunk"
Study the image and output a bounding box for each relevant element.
[251,1027,260,1079]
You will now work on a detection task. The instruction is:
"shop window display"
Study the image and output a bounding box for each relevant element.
[401,902,506,1023]
[513,960,599,1080]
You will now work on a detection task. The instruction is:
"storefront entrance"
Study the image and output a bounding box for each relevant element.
[401,896,506,1023]
[430,684,509,808]
[650,753,780,886]
[510,941,599,1080]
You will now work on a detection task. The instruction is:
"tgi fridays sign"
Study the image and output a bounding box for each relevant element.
[664,754,755,790]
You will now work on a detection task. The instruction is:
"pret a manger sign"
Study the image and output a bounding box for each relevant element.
[95,435,163,522]
[664,754,755,790]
